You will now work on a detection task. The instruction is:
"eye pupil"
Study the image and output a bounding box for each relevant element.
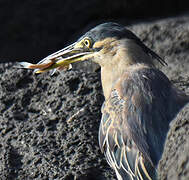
[85,40,89,46]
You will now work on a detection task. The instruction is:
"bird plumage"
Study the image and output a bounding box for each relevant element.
[99,64,188,180]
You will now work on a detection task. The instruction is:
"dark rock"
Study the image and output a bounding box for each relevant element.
[158,103,189,180]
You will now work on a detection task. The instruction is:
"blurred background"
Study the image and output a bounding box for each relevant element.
[0,0,188,63]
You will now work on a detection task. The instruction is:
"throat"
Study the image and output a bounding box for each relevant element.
[100,63,127,99]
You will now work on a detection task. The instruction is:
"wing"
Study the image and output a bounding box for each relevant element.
[99,67,175,180]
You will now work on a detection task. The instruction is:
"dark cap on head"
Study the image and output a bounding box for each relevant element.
[79,22,140,42]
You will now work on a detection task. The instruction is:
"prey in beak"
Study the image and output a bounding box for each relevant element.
[18,37,94,74]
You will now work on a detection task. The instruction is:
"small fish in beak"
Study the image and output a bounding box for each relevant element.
[17,40,93,74]
[18,58,72,74]
[17,43,77,74]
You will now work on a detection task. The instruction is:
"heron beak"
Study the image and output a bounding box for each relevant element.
[18,42,93,74]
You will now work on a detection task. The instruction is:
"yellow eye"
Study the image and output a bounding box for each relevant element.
[83,38,91,48]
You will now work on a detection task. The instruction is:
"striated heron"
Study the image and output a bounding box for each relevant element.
[19,22,189,180]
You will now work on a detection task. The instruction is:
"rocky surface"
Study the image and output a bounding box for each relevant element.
[0,13,189,180]
[158,103,189,180]
[0,64,113,180]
